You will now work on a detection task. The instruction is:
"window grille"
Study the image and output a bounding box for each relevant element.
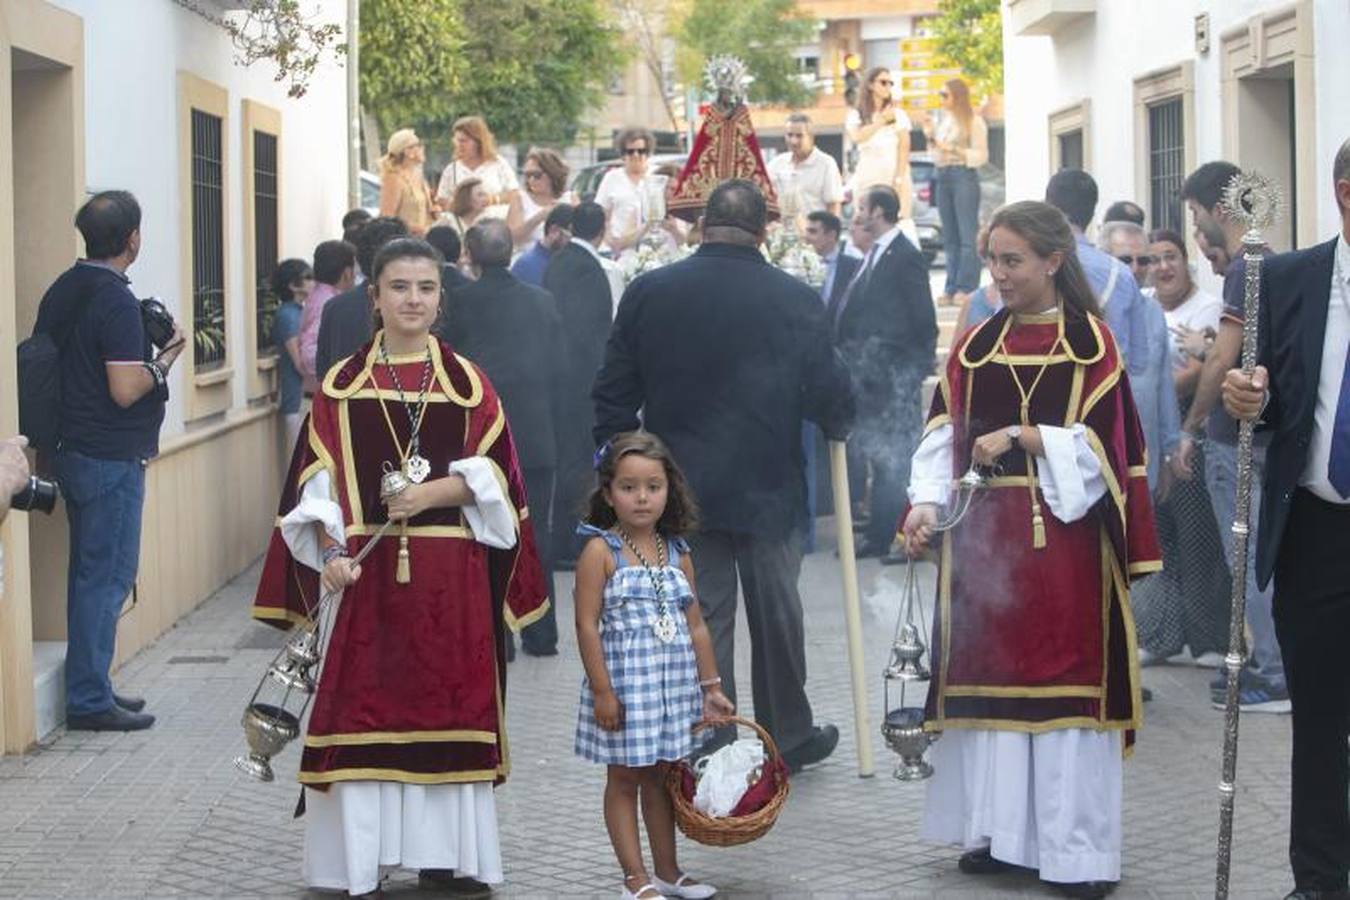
[1148,98,1185,233]
[191,108,226,370]
[253,131,279,355]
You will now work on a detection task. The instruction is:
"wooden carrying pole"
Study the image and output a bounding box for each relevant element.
[828,440,875,777]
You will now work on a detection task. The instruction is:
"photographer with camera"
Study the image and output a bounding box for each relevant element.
[29,190,183,732]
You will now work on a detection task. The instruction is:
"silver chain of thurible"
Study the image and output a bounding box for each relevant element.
[378,338,433,456]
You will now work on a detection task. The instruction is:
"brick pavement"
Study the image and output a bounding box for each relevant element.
[0,524,1294,899]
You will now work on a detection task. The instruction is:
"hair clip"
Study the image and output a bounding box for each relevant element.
[592,439,612,471]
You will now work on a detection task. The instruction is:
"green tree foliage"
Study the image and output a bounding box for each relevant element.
[676,0,817,107]
[359,0,466,138]
[360,0,624,153]
[931,0,1003,98]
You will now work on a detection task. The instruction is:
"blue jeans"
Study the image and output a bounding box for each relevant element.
[1204,441,1285,689]
[55,450,146,716]
[936,166,981,295]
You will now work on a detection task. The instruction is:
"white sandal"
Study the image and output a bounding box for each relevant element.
[653,874,717,899]
[621,880,665,900]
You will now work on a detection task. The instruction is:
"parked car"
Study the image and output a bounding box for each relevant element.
[360,170,380,216]
[570,153,688,201]
[907,153,944,267]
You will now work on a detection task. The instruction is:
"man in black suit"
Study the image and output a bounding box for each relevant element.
[804,210,860,310]
[314,216,408,378]
[1223,139,1350,900]
[593,179,855,771]
[830,185,937,558]
[543,201,615,566]
[440,219,566,656]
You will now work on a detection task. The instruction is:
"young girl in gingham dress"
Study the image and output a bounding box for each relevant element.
[574,432,733,900]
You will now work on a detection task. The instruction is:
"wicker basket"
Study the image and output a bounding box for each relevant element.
[665,716,790,847]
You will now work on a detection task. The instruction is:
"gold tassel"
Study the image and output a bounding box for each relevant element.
[1031,507,1047,550]
[396,533,411,583]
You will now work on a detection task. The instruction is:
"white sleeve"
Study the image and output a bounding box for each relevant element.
[824,156,845,203]
[907,424,954,507]
[436,163,456,203]
[448,457,518,550]
[1034,424,1107,523]
[281,470,346,572]
[844,108,861,137]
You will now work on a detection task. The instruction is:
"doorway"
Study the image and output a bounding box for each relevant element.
[11,45,79,739]
[1234,63,1297,252]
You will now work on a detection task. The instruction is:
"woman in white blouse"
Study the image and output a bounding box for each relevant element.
[595,126,673,260]
[927,78,990,306]
[506,147,573,247]
[436,116,518,220]
[846,67,915,241]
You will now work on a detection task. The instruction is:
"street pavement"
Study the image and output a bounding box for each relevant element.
[0,515,1294,899]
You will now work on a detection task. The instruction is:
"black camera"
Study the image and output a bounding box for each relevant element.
[12,475,59,515]
[140,297,178,350]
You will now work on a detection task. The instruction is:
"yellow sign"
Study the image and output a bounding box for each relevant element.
[901,73,958,93]
[900,36,937,55]
[899,94,941,111]
[899,54,934,71]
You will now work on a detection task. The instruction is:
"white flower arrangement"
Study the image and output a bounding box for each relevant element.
[764,227,826,289]
[620,239,694,284]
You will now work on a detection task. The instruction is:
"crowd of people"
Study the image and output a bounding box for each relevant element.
[11,83,1348,899]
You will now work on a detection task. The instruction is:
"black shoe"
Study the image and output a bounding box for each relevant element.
[782,724,839,772]
[113,692,145,712]
[1140,687,1153,703]
[66,706,155,732]
[1055,881,1114,899]
[957,848,1021,876]
[419,869,492,897]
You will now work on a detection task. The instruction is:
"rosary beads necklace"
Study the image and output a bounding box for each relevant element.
[376,337,434,484]
[616,526,678,644]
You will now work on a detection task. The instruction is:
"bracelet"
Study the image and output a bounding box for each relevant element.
[143,360,166,387]
[698,676,722,688]
[321,545,348,565]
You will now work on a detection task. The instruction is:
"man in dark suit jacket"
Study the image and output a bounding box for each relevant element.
[830,185,937,557]
[543,201,615,565]
[804,210,861,310]
[314,216,408,379]
[1223,140,1350,900]
[440,219,566,656]
[593,180,855,771]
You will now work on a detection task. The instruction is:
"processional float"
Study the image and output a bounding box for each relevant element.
[1213,171,1282,900]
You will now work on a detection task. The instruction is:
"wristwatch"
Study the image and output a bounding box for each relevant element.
[1006,425,1023,447]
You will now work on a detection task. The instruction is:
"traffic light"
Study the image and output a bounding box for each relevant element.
[843,53,861,106]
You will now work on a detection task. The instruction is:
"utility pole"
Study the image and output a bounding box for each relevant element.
[346,0,360,210]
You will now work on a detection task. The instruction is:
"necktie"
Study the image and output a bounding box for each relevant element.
[835,245,877,327]
[1328,341,1350,499]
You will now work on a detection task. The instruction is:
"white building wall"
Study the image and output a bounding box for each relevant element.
[49,0,349,436]
[1003,0,1350,241]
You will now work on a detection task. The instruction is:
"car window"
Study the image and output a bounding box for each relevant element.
[361,177,380,210]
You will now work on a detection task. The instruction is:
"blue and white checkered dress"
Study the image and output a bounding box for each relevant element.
[574,524,704,767]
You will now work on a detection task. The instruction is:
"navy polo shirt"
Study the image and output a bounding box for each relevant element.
[34,261,165,459]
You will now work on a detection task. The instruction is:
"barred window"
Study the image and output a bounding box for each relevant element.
[1148,98,1185,233]
[253,131,279,355]
[191,109,226,370]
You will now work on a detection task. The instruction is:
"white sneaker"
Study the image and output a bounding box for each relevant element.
[1192,651,1227,669]
[653,874,717,899]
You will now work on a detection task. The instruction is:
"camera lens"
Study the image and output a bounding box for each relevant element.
[12,476,59,515]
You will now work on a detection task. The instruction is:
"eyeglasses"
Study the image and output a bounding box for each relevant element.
[524,170,547,180]
[623,147,650,157]
[1117,254,1157,267]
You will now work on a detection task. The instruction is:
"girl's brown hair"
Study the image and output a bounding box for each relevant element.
[525,147,569,198]
[857,66,893,126]
[944,78,974,142]
[451,177,485,218]
[987,200,1102,321]
[584,431,699,536]
[452,115,497,161]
